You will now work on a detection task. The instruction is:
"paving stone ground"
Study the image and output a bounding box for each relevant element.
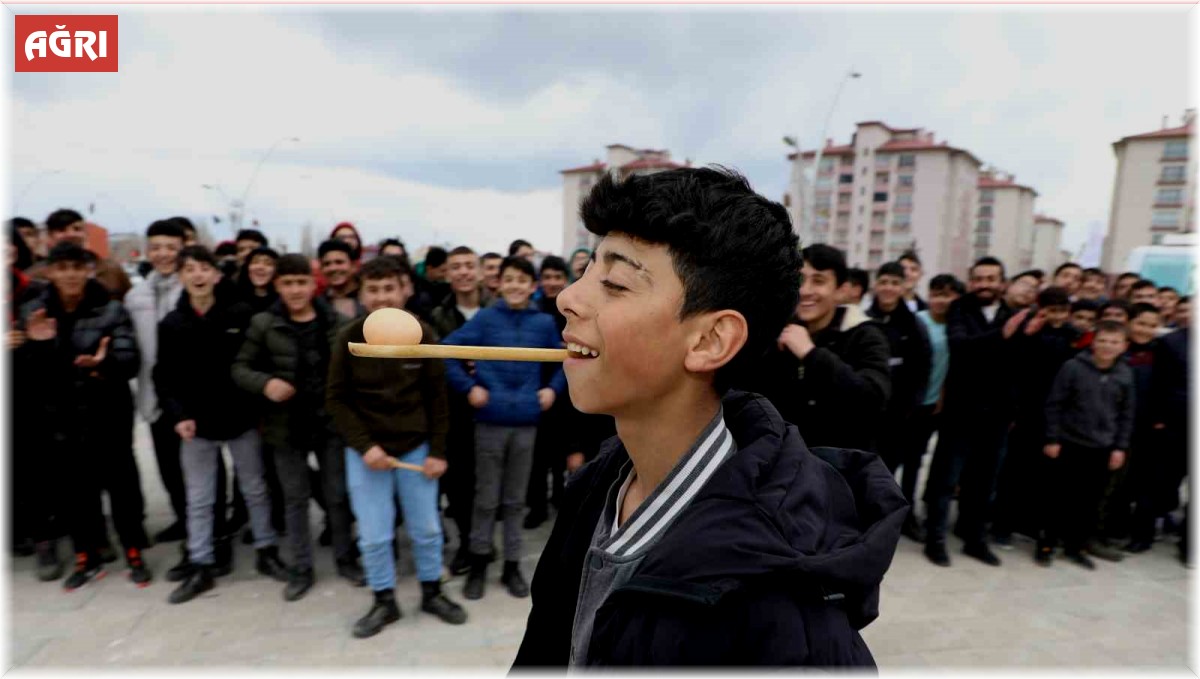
[6,421,1191,671]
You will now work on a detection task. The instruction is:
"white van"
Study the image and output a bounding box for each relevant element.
[1124,235,1196,294]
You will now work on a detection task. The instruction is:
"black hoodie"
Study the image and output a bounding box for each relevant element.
[154,278,260,441]
[512,391,907,668]
[865,297,931,417]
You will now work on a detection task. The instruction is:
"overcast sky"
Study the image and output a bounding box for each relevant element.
[10,5,1191,261]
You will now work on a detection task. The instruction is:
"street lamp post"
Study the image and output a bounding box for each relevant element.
[239,136,300,227]
[15,169,62,214]
[789,69,861,237]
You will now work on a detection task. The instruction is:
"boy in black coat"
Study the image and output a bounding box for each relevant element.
[512,168,906,669]
[17,242,150,590]
[155,246,291,604]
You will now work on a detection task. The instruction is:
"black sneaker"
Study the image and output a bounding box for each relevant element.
[318,525,332,547]
[214,536,233,577]
[1065,551,1096,571]
[352,590,401,639]
[126,548,152,587]
[900,515,926,543]
[284,568,315,602]
[98,544,117,564]
[1124,540,1153,554]
[449,548,472,577]
[463,555,488,600]
[337,558,367,587]
[963,542,1002,567]
[420,581,467,625]
[63,553,105,591]
[35,541,64,582]
[523,509,547,531]
[154,521,187,544]
[255,546,291,582]
[924,542,951,567]
[168,565,214,604]
[1035,545,1054,566]
[501,561,529,598]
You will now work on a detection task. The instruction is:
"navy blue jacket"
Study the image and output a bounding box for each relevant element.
[443,300,566,426]
[512,391,907,669]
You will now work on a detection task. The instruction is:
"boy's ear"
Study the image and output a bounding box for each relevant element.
[683,310,748,376]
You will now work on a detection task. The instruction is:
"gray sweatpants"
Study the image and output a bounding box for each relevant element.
[470,423,537,560]
[181,429,276,565]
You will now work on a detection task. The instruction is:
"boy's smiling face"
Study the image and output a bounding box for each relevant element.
[500,265,537,310]
[557,233,738,417]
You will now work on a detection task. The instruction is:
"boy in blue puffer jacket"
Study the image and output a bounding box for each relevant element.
[443,256,566,601]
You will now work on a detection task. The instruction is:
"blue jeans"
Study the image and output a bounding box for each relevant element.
[344,444,443,591]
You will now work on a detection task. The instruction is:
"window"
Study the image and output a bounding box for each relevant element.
[875,154,891,168]
[1161,165,1186,182]
[1164,141,1188,160]
[876,172,890,185]
[977,219,992,233]
[815,177,832,189]
[893,213,912,228]
[874,192,888,202]
[1153,234,1165,245]
[1157,188,1184,204]
[980,189,995,204]
[975,235,990,247]
[895,193,913,208]
[819,158,836,173]
[898,154,916,167]
[1152,210,1181,228]
[979,205,993,217]
[839,173,854,184]
[841,155,854,166]
[838,193,851,206]
[898,175,914,188]
[872,210,886,223]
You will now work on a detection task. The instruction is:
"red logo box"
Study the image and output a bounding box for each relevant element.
[16,15,118,72]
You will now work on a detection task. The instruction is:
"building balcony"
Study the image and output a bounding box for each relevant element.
[1158,179,1188,186]
[1155,201,1185,208]
[1161,154,1189,162]
[1150,223,1181,232]
[893,204,913,213]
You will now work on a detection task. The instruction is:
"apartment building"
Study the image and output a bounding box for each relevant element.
[975,170,1037,270]
[1101,111,1195,272]
[788,121,982,277]
[559,145,687,254]
[1031,214,1066,273]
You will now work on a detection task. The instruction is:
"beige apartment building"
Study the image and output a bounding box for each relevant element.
[975,170,1037,270]
[559,145,687,254]
[1101,112,1195,272]
[1031,214,1067,273]
[788,122,982,277]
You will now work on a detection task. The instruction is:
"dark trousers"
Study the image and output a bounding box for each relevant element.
[12,421,60,544]
[885,404,938,508]
[274,435,354,571]
[150,415,187,524]
[991,420,1042,539]
[1038,442,1110,553]
[526,407,567,516]
[923,410,1010,547]
[442,398,477,550]
[1130,423,1190,544]
[65,416,149,556]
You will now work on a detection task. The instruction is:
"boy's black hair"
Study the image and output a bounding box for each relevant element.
[10,216,35,231]
[146,219,186,240]
[215,241,238,257]
[1094,319,1129,339]
[580,166,802,391]
[1130,279,1157,294]
[236,229,268,246]
[500,255,536,280]
[508,239,533,256]
[318,238,354,261]
[236,246,280,298]
[425,246,448,269]
[46,209,84,233]
[1070,299,1100,314]
[481,252,503,263]
[540,255,569,276]
[46,241,88,264]
[929,273,965,296]
[1116,271,1141,282]
[1179,295,1191,305]
[875,261,906,280]
[275,254,313,278]
[360,255,411,283]
[8,220,34,271]
[1037,286,1071,308]
[448,245,476,258]
[844,268,869,292]
[1054,262,1082,276]
[1082,267,1106,280]
[802,244,848,285]
[167,216,197,237]
[1100,298,1132,317]
[378,238,406,252]
[971,256,1007,280]
[1129,302,1162,320]
[1159,285,1179,295]
[178,245,218,269]
[898,250,921,267]
[1013,269,1044,283]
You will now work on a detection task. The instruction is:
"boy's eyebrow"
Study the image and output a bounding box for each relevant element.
[601,250,651,279]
